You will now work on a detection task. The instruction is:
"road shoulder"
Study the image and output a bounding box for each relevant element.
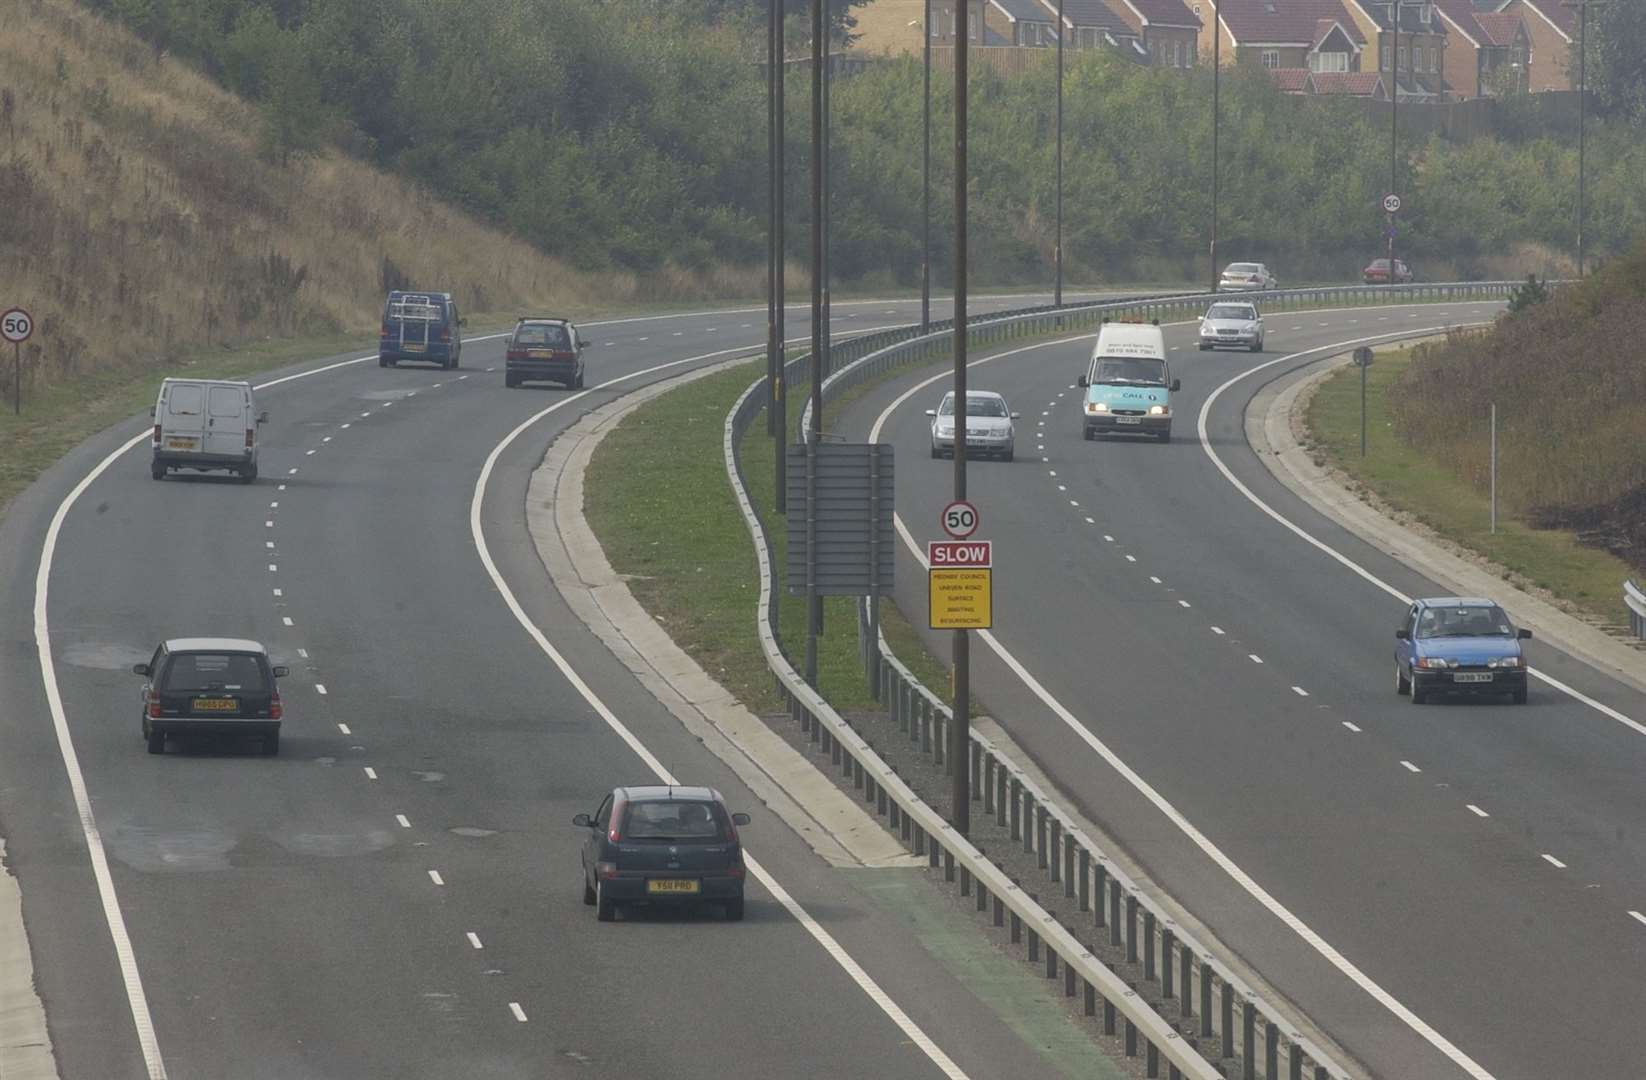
[527,360,919,870]
[1248,350,1646,696]
[0,840,57,1080]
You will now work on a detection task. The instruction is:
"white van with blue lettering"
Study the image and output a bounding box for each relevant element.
[1078,321,1179,443]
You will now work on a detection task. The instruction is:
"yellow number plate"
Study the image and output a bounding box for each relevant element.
[166,438,197,449]
[528,349,552,358]
[646,879,700,895]
[191,698,238,711]
[403,344,425,353]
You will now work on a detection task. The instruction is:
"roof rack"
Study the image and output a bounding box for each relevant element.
[516,315,572,324]
[387,295,443,322]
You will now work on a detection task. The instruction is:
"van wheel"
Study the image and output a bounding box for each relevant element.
[151,463,166,481]
[378,356,388,368]
[146,730,165,755]
[240,465,257,484]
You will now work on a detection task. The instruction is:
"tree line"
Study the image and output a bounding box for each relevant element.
[83,0,1645,284]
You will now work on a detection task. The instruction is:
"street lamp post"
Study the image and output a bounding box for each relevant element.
[922,0,932,332]
[951,0,971,837]
[1211,0,1220,294]
[805,0,826,687]
[1055,0,1064,311]
[772,0,788,512]
[1389,7,1400,275]
[1562,0,1607,278]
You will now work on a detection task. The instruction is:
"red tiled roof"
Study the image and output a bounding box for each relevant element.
[1472,10,1524,45]
[1269,67,1312,90]
[1511,0,1575,37]
[1037,0,1135,33]
[1217,0,1366,47]
[1121,0,1203,29]
[1309,71,1386,95]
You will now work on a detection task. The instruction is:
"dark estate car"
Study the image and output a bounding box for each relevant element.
[1394,598,1531,705]
[134,638,289,755]
[505,317,588,389]
[574,785,751,921]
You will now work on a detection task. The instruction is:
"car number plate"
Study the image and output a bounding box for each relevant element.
[1452,672,1493,683]
[1116,417,1142,425]
[166,438,197,449]
[646,879,700,895]
[403,344,425,353]
[191,697,238,711]
[527,349,552,358]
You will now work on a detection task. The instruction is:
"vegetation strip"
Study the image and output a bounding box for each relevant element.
[1306,344,1637,630]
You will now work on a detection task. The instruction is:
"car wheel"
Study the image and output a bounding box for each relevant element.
[1199,343,1211,351]
[582,873,597,906]
[1249,339,1262,353]
[1512,686,1528,705]
[1001,448,1014,462]
[387,357,398,368]
[1395,662,1410,695]
[261,731,280,756]
[574,367,585,390]
[595,880,617,922]
[1409,678,1427,705]
[724,896,745,922]
[150,462,166,481]
[505,373,518,388]
[1156,430,1171,444]
[146,730,165,755]
[1082,427,1094,441]
[930,445,940,459]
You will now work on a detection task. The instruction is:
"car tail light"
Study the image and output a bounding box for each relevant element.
[269,689,283,720]
[596,861,618,880]
[380,324,392,338]
[506,348,526,362]
[607,796,625,843]
[726,860,744,879]
[438,328,451,342]
[146,691,161,719]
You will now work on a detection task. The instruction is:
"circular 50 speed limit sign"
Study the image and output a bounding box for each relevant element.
[941,500,979,539]
[1,308,33,345]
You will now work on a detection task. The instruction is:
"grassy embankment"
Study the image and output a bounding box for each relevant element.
[584,361,953,715]
[1306,251,1646,630]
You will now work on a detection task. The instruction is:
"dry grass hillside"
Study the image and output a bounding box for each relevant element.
[0,0,711,394]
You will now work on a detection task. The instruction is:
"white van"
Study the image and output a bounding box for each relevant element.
[1077,321,1179,443]
[150,378,265,482]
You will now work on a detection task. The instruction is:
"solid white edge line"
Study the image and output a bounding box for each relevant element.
[1628,911,1646,927]
[1194,329,1646,741]
[470,347,971,1080]
[871,318,1502,1080]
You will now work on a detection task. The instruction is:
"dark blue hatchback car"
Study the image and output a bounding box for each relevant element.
[1395,597,1532,705]
[574,785,751,922]
[379,291,463,369]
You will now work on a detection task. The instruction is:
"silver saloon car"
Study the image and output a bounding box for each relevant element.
[1218,262,1278,292]
[1198,302,1264,352]
[928,390,1018,461]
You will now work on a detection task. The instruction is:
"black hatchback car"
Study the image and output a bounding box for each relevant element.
[574,785,751,922]
[134,637,288,755]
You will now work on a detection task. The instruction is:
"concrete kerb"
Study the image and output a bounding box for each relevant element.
[526,354,920,871]
[1250,347,1646,697]
[0,839,57,1080]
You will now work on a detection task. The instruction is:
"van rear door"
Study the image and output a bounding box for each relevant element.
[160,382,208,455]
[203,384,249,459]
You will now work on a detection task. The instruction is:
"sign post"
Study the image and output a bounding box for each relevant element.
[1382,193,1401,283]
[2,307,33,415]
[1352,346,1374,458]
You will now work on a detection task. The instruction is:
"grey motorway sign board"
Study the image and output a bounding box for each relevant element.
[785,442,895,596]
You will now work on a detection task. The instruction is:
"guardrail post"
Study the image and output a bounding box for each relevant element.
[830,728,841,767]
[1078,848,1091,911]
[977,880,988,913]
[993,892,1004,927]
[1108,881,1122,946]
[1161,927,1174,997]
[1290,1041,1306,1080]
[1023,793,1037,854]
[1143,911,1157,981]
[1125,895,1139,964]
[1243,1000,1256,1080]
[1181,947,1194,1018]
[1147,1039,1159,1078]
[1009,778,1022,840]
[913,824,926,858]
[1035,806,1047,865]
[1062,838,1075,896]
[1010,908,1022,944]
[1125,1017,1138,1057]
[996,766,1008,827]
[1084,979,1096,1016]
[1027,924,1038,962]
[1201,963,1214,1038]
[1221,982,1234,1059]
[1266,1022,1279,1080]
[943,847,955,882]
[1103,996,1116,1036]
[970,739,981,801]
[983,755,996,814]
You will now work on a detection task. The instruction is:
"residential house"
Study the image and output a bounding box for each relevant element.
[1038,0,1148,59]
[1111,0,1204,67]
[986,0,1062,45]
[1307,71,1391,96]
[1338,0,1449,100]
[1491,0,1572,91]
[1200,0,1369,75]
[852,0,997,54]
[1433,0,1530,97]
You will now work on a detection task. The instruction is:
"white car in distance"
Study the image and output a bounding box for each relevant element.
[1199,302,1264,352]
[927,390,1018,461]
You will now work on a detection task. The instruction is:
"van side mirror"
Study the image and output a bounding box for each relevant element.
[257,410,269,425]
[732,812,752,826]
[1170,379,1181,392]
[132,663,150,676]
[458,317,468,326]
[572,813,593,828]
[272,665,289,678]
[1394,628,1410,640]
[1518,628,1532,639]
[1077,375,1089,388]
[1010,412,1021,419]
[149,406,156,419]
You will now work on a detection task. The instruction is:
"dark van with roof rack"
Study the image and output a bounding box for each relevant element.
[379,291,464,370]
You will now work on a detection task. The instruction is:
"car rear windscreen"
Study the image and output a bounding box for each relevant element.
[622,800,727,842]
[515,325,571,348]
[162,653,268,693]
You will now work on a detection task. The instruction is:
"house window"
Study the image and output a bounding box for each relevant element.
[1262,49,1280,68]
[1382,44,1391,70]
[1398,45,1407,70]
[1419,4,1431,23]
[1511,44,1525,65]
[1311,51,1349,73]
[1173,41,1183,66]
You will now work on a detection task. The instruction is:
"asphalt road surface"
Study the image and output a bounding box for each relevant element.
[0,292,1133,1080]
[834,300,1646,1080]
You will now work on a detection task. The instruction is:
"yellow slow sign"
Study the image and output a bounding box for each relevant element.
[929,568,992,630]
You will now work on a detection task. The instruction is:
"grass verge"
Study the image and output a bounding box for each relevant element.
[1306,344,1636,629]
[583,359,954,717]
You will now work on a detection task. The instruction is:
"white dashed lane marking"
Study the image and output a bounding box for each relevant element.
[272,589,282,597]
[1178,600,1192,608]
[1466,805,1489,818]
[1630,911,1646,927]
[1149,576,1162,584]
[266,541,275,550]
[314,684,327,695]
[287,468,298,475]
[296,648,308,658]
[322,436,332,443]
[277,484,286,491]
[281,616,293,627]
[1085,517,1095,525]
[364,767,378,780]
[1249,654,1264,664]
[341,423,350,430]
[1291,686,1309,697]
[1400,760,1422,774]
[338,723,351,735]
[428,870,445,886]
[396,814,411,828]
[269,501,279,507]
[1542,854,1566,869]
[467,932,484,950]
[265,520,273,528]
[1125,555,1136,562]
[1342,721,1361,733]
[1103,535,1114,542]
[268,564,277,573]
[509,1002,528,1023]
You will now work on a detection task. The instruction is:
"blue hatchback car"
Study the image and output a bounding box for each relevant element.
[1395,597,1532,705]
